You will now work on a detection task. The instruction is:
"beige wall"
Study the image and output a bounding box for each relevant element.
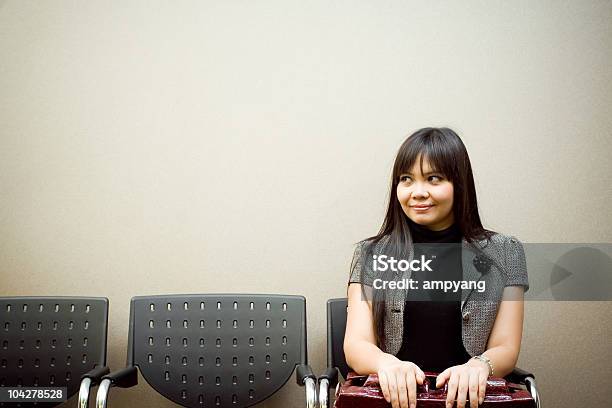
[1,1,611,406]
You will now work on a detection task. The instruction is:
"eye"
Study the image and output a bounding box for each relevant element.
[429,175,443,182]
[399,175,412,183]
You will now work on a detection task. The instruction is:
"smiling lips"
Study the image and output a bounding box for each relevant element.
[411,204,434,211]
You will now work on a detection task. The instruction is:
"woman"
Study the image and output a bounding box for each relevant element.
[344,127,529,408]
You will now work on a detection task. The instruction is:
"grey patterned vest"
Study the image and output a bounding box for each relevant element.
[349,233,529,357]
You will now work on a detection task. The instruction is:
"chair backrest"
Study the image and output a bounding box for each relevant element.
[0,297,108,404]
[327,298,350,379]
[127,294,308,408]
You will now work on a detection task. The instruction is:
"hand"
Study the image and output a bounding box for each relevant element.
[376,353,425,408]
[436,359,489,408]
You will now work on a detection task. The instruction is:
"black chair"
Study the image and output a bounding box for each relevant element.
[97,294,316,408]
[318,298,541,408]
[0,297,110,408]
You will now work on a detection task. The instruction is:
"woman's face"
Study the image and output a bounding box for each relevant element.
[396,155,455,231]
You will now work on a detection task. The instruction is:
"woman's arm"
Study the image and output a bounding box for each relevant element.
[481,285,525,377]
[345,283,425,408]
[436,285,525,408]
[344,283,393,374]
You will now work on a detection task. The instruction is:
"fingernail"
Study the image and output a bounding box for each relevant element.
[410,404,415,408]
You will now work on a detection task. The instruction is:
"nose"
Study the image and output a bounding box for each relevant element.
[410,183,430,199]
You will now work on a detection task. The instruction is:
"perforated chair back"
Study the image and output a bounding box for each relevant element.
[0,297,108,406]
[127,294,308,408]
[327,298,350,380]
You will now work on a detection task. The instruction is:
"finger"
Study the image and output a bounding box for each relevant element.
[478,370,488,405]
[446,371,458,408]
[406,370,417,408]
[436,368,450,389]
[379,371,391,403]
[469,370,479,408]
[396,371,409,408]
[387,371,400,408]
[416,367,425,385]
[457,371,469,408]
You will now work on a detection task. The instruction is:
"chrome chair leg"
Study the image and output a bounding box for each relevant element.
[78,377,92,408]
[525,377,541,408]
[304,376,317,408]
[95,378,112,408]
[318,378,330,408]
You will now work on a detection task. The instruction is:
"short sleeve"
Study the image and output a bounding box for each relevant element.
[503,236,529,292]
[348,242,374,287]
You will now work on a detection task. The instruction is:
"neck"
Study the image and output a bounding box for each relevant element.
[407,218,461,243]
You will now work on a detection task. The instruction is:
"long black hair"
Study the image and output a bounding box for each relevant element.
[353,127,494,349]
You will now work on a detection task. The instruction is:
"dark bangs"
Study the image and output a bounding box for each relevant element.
[393,128,462,184]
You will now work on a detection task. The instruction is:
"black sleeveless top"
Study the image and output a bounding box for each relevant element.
[394,218,472,372]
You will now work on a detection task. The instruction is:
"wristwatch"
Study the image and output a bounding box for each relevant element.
[471,354,494,377]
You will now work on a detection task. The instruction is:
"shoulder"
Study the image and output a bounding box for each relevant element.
[469,230,523,252]
[349,236,392,285]
[486,232,522,247]
[477,232,529,289]
[467,231,527,269]
[354,234,392,254]
[488,233,525,262]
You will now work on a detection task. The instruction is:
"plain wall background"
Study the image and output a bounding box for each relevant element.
[1,1,611,406]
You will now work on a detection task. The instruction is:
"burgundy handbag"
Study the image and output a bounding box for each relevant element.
[334,371,536,408]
